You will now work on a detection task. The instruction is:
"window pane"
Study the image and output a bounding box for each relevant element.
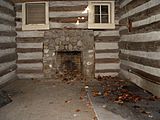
[95,15,100,23]
[101,15,109,23]
[26,3,45,24]
[94,5,100,14]
[101,5,108,14]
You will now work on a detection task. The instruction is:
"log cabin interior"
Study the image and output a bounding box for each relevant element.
[0,0,160,120]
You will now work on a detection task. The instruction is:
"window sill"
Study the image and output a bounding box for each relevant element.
[22,24,49,30]
[88,23,115,29]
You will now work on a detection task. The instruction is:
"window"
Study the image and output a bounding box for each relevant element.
[22,2,49,30]
[88,1,115,29]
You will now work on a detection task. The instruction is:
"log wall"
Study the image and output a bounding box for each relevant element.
[0,0,17,85]
[119,0,160,96]
[15,0,120,79]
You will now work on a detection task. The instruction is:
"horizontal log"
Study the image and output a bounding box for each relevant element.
[18,52,43,60]
[120,0,133,8]
[120,49,160,60]
[4,0,14,6]
[0,53,17,63]
[95,53,119,59]
[17,43,43,49]
[119,53,160,68]
[95,36,120,42]
[0,70,16,85]
[95,49,119,53]
[0,42,16,49]
[49,17,87,23]
[17,31,44,37]
[0,64,16,77]
[0,36,16,43]
[17,48,43,53]
[120,0,160,20]
[49,5,86,11]
[17,59,42,64]
[0,31,17,37]
[120,31,160,42]
[17,73,44,79]
[120,2,160,25]
[120,63,160,85]
[0,48,16,57]
[0,0,14,11]
[0,4,15,17]
[96,69,120,73]
[49,1,88,7]
[17,63,43,70]
[119,41,160,52]
[17,69,43,74]
[95,58,119,63]
[0,18,16,26]
[95,63,120,70]
[16,37,44,43]
[95,43,118,50]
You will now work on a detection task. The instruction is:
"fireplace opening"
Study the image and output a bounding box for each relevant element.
[57,51,82,74]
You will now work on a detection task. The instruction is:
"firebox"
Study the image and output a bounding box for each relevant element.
[56,51,82,74]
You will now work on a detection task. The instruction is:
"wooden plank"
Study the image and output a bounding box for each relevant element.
[120,0,160,20]
[17,43,43,48]
[0,42,16,49]
[18,52,42,60]
[17,48,43,53]
[0,64,16,77]
[121,60,160,77]
[120,31,160,42]
[17,31,44,37]
[95,58,119,63]
[95,53,119,59]
[17,63,43,70]
[95,63,120,70]
[120,49,160,60]
[95,36,120,42]
[120,63,160,84]
[119,41,160,52]
[95,43,118,50]
[0,53,17,63]
[119,53,160,68]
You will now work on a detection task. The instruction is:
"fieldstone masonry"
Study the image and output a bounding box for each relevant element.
[43,30,94,79]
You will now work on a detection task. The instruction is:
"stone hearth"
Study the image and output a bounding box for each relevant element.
[43,30,94,79]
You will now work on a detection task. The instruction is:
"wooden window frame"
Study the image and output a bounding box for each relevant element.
[88,1,115,29]
[22,2,49,30]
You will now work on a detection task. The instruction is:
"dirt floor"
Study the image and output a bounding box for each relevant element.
[88,76,160,120]
[0,80,96,120]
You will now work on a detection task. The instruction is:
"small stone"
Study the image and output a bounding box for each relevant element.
[77,40,82,47]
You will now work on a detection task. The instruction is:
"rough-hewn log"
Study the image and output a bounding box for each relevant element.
[0,5,15,17]
[120,64,160,85]
[0,19,16,26]
[95,49,119,53]
[119,53,160,68]
[0,64,16,77]
[95,36,120,42]
[16,69,43,74]
[0,31,17,37]
[0,53,17,63]
[119,41,160,52]
[0,43,16,49]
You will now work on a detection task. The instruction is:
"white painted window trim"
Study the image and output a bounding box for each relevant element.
[22,1,49,30]
[88,1,115,29]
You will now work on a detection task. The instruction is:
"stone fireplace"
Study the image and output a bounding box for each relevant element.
[43,30,94,79]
